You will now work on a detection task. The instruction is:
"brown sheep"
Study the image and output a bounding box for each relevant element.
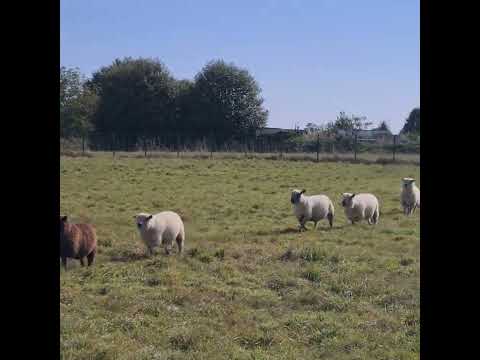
[60,216,97,270]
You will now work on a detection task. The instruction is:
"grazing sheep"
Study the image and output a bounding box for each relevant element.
[291,189,334,231]
[341,193,380,225]
[401,178,420,215]
[134,211,185,255]
[60,216,97,270]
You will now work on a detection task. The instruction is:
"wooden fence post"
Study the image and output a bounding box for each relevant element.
[393,134,397,161]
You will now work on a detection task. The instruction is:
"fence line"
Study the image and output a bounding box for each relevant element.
[60,132,419,164]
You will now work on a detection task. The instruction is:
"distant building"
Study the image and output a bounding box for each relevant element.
[255,127,305,137]
[335,128,393,143]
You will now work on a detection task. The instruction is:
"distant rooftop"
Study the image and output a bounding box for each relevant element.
[256,127,305,136]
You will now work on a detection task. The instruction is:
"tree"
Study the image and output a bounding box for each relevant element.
[191,60,268,141]
[68,88,98,138]
[60,66,84,137]
[305,123,321,134]
[172,79,195,136]
[60,66,97,143]
[88,57,177,146]
[325,112,372,134]
[376,121,391,133]
[401,107,420,134]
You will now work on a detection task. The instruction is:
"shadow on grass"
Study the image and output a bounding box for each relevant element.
[110,252,149,262]
[273,228,299,235]
[270,225,346,235]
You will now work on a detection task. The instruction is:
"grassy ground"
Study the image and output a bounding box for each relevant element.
[60,154,420,360]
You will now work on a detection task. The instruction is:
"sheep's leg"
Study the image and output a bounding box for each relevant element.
[313,221,318,230]
[79,258,85,267]
[176,235,184,254]
[412,204,417,214]
[327,213,333,228]
[165,246,171,256]
[61,257,67,271]
[147,246,154,257]
[87,248,96,266]
[298,216,306,232]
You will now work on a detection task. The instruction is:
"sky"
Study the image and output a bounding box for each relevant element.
[61,0,419,134]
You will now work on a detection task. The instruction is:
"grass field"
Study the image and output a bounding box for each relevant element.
[60,154,420,360]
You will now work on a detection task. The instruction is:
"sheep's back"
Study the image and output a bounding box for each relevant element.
[308,195,332,220]
[60,224,97,258]
[144,211,184,244]
[347,193,379,219]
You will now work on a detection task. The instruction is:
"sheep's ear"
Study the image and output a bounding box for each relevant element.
[350,193,356,199]
[133,215,137,219]
[147,215,153,220]
[61,216,68,222]
[301,189,306,194]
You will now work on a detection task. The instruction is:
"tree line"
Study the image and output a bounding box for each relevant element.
[60,57,269,150]
[60,57,419,152]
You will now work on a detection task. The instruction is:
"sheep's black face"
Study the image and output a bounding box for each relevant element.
[291,192,301,204]
[341,195,354,208]
[137,222,143,229]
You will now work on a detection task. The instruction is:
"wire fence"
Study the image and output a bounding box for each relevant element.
[60,132,420,165]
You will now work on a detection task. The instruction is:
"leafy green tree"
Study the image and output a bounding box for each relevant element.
[60,66,84,137]
[376,121,391,133]
[88,57,177,141]
[401,107,420,134]
[69,88,98,137]
[191,60,268,141]
[172,79,195,136]
[325,112,372,134]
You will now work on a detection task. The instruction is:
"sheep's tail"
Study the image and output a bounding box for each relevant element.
[328,200,335,217]
[327,201,334,228]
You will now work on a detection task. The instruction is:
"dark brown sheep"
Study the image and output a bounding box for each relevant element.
[60,216,97,270]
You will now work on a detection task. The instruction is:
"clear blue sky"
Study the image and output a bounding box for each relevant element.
[61,0,419,134]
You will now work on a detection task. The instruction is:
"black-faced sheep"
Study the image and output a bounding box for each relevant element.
[291,189,334,231]
[341,193,380,225]
[134,211,185,255]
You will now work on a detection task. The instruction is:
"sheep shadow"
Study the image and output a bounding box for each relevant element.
[272,225,344,235]
[273,228,299,235]
[384,208,403,216]
[110,252,149,263]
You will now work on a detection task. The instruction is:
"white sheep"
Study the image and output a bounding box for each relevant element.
[341,193,380,225]
[401,178,420,215]
[134,211,185,255]
[291,189,334,231]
